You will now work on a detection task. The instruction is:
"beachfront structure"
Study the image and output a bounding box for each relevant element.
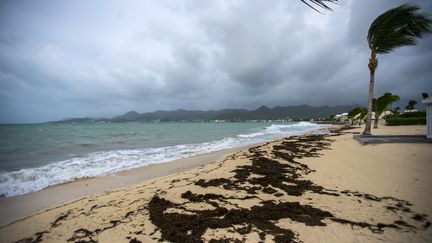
[422,97,432,138]
[403,109,419,113]
[334,113,348,122]
[379,110,393,119]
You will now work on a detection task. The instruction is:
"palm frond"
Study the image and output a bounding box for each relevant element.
[374,93,400,115]
[301,0,340,12]
[348,107,368,125]
[368,4,432,54]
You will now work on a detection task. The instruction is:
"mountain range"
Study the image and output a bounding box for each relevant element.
[52,104,358,123]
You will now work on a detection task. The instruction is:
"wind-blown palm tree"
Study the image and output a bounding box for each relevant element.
[363,4,432,135]
[348,107,367,126]
[301,0,340,12]
[373,92,400,128]
[405,99,418,110]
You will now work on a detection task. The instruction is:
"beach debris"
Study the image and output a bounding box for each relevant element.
[148,128,431,242]
[12,126,431,242]
[66,228,96,242]
[14,231,48,243]
[51,211,71,228]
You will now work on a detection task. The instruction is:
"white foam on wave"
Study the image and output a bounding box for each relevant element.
[0,122,327,197]
[237,122,318,138]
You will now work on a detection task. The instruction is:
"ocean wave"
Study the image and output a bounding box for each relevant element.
[0,122,327,197]
[237,122,317,138]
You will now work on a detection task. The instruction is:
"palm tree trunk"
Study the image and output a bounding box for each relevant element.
[363,49,377,136]
[373,112,379,128]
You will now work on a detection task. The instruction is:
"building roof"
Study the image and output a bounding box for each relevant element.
[422,97,432,104]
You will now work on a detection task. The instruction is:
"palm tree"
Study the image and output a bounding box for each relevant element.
[394,106,401,114]
[373,92,400,128]
[348,107,367,126]
[301,0,340,12]
[363,4,432,135]
[405,99,418,110]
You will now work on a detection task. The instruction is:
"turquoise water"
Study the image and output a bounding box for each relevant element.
[0,122,271,171]
[0,121,325,197]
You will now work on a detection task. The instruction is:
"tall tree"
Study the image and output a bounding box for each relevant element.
[405,99,418,110]
[363,4,432,135]
[373,92,400,128]
[394,106,401,114]
[348,107,367,126]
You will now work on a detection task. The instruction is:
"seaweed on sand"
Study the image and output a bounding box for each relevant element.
[148,195,334,243]
[148,129,430,242]
[14,127,430,243]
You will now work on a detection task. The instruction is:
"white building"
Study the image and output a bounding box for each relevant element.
[422,97,432,138]
[404,109,419,113]
[378,110,393,119]
[334,113,348,122]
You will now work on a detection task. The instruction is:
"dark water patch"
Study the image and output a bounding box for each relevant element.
[79,143,97,148]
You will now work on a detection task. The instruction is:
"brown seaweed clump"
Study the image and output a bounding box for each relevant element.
[14,126,430,242]
[149,195,334,243]
[148,129,430,242]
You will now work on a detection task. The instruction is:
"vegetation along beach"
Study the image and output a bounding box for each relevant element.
[0,0,431,242]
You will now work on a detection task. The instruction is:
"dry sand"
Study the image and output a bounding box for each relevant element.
[0,125,431,242]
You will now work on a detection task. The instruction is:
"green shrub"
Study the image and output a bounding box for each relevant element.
[386,117,426,126]
[388,111,426,118]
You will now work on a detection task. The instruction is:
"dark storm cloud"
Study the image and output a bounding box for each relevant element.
[0,0,431,123]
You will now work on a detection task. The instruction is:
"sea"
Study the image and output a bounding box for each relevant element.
[0,121,327,198]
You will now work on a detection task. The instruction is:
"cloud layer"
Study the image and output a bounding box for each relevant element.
[1,0,431,123]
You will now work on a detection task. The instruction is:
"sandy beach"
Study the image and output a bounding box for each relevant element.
[0,146,246,226]
[0,124,431,242]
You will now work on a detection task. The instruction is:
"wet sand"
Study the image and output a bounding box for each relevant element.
[0,147,245,226]
[0,125,431,242]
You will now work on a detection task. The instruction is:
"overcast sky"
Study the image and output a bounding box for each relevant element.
[0,0,431,123]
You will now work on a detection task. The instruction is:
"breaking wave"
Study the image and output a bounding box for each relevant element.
[0,122,326,197]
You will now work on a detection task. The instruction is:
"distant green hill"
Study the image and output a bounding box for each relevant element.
[210,105,357,121]
[51,104,358,123]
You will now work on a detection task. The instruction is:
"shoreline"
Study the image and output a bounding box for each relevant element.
[0,125,331,226]
[0,146,245,226]
[1,125,430,242]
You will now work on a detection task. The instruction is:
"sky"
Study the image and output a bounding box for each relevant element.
[0,0,431,123]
